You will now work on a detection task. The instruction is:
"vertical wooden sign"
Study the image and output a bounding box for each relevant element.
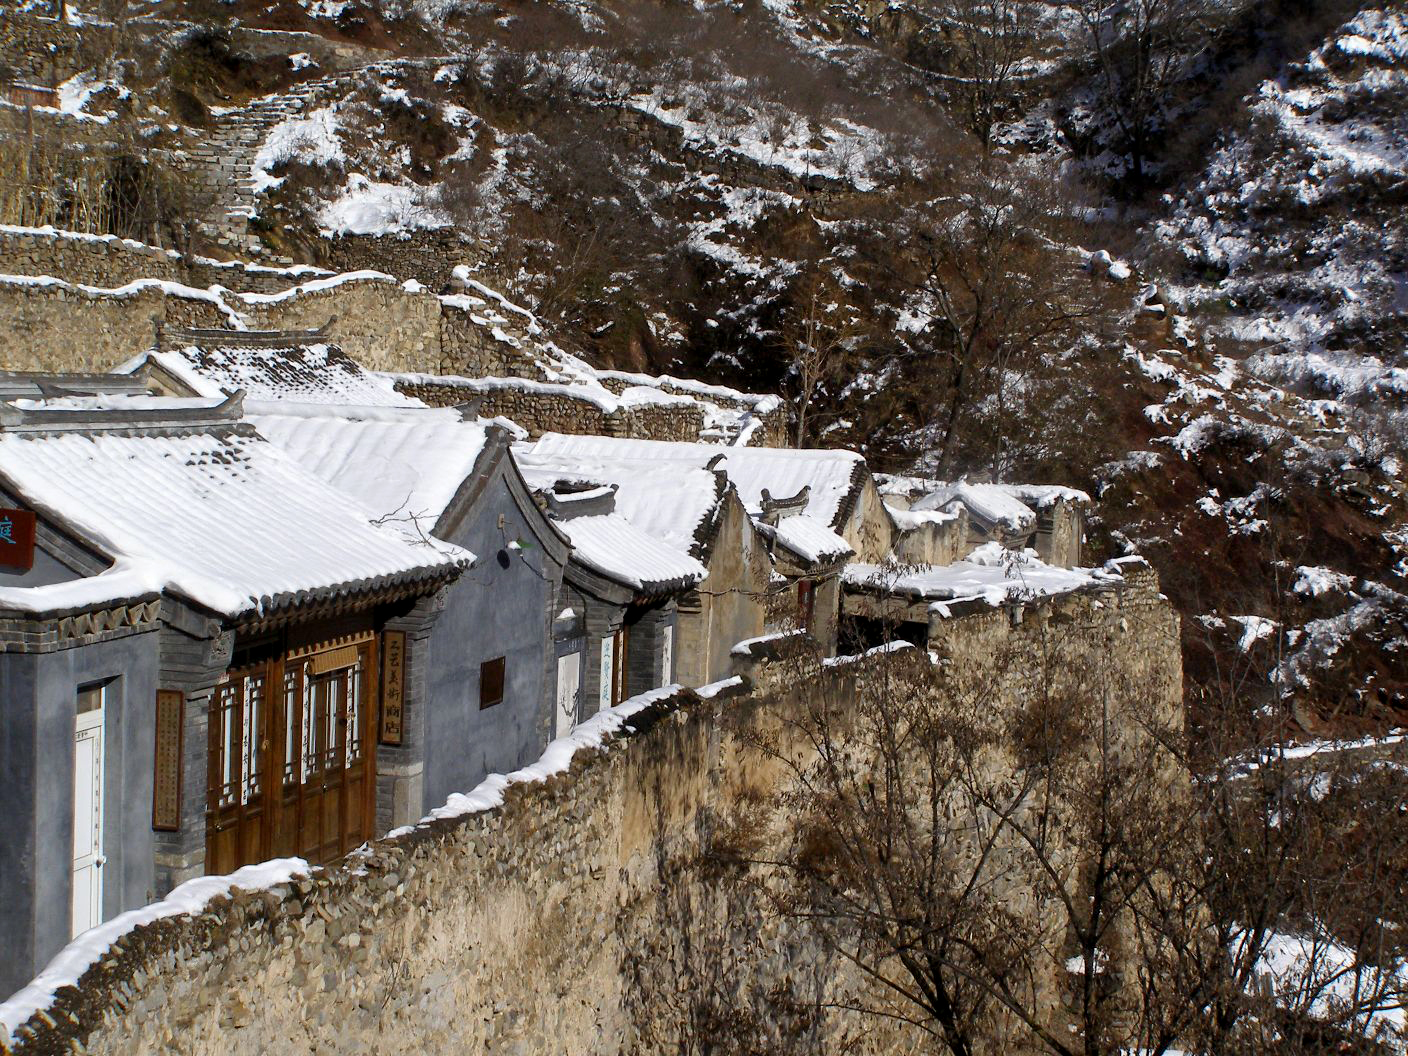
[152,690,184,832]
[380,630,406,745]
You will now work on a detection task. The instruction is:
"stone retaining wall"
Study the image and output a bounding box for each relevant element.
[0,576,1181,1056]
[241,281,444,376]
[400,380,613,435]
[0,228,332,295]
[0,14,80,83]
[0,246,778,445]
[439,305,544,379]
[316,231,476,291]
[0,281,227,373]
[400,379,707,441]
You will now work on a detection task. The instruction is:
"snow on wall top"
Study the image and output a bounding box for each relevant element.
[843,544,1123,611]
[246,404,493,531]
[991,484,1091,509]
[514,448,724,557]
[528,434,866,530]
[0,421,469,619]
[140,335,426,407]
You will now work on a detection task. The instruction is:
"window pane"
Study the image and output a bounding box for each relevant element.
[283,668,299,786]
[480,657,505,710]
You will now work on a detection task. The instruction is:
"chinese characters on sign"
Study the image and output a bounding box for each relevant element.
[152,690,184,831]
[0,508,36,572]
[380,630,406,745]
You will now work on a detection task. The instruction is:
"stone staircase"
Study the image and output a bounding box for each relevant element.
[180,58,453,262]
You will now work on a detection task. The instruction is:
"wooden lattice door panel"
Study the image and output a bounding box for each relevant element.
[205,668,271,876]
[207,636,378,874]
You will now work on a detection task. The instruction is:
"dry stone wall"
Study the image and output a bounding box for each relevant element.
[0,228,334,295]
[0,280,227,373]
[0,233,780,445]
[0,575,1181,1056]
[0,14,80,83]
[399,378,707,441]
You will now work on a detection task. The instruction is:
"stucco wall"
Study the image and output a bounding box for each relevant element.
[676,493,770,687]
[841,476,894,564]
[0,572,1181,1056]
[422,462,565,807]
[0,628,161,1000]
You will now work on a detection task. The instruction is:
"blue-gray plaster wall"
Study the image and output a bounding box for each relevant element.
[0,544,85,589]
[421,463,566,809]
[0,628,160,999]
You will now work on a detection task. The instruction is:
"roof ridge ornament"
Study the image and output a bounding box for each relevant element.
[759,484,810,525]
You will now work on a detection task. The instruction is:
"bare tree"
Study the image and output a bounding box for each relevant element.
[852,161,1118,477]
[717,620,1203,1056]
[1074,0,1219,189]
[718,608,1407,1055]
[915,0,1030,152]
[779,267,865,448]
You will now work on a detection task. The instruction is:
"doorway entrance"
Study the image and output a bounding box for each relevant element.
[72,683,106,937]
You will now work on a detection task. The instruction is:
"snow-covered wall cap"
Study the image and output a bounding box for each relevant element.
[759,514,854,566]
[885,503,962,532]
[0,559,164,618]
[596,369,783,412]
[843,544,1124,610]
[990,483,1092,509]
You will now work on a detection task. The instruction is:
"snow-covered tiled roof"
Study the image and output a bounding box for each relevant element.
[762,514,854,566]
[133,327,425,407]
[913,483,1037,533]
[527,434,867,530]
[247,404,493,529]
[843,544,1121,611]
[0,405,469,619]
[990,484,1091,509]
[549,511,707,595]
[513,448,725,557]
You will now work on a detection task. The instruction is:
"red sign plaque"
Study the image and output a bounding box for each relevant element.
[0,509,36,572]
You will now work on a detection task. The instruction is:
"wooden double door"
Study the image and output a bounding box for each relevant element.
[206,634,379,875]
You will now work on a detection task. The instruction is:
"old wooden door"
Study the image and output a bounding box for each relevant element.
[274,639,377,866]
[206,664,272,874]
[208,637,377,874]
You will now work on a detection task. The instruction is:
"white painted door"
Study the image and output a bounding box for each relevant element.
[72,686,106,938]
[555,652,580,737]
[598,635,614,712]
[660,625,674,687]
